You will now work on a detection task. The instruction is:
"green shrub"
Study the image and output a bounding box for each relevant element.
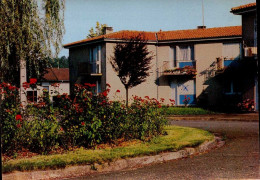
[0,82,22,153]
[22,119,60,154]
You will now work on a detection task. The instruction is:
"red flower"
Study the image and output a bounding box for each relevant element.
[17,124,21,128]
[116,89,120,93]
[81,122,85,126]
[15,114,22,121]
[60,127,64,131]
[106,83,111,88]
[29,78,37,84]
[90,84,96,87]
[102,91,108,97]
[22,82,30,90]
[144,96,150,99]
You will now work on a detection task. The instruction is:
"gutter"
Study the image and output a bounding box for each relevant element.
[155,33,159,100]
[231,8,256,15]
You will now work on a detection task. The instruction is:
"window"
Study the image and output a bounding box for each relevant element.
[224,80,241,95]
[42,86,49,97]
[27,91,37,103]
[89,45,101,73]
[222,43,241,60]
[176,45,194,61]
[172,45,194,68]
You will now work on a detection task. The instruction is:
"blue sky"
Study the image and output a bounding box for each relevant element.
[59,0,255,57]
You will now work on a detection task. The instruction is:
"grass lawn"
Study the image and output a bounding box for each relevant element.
[161,106,217,115]
[3,126,214,173]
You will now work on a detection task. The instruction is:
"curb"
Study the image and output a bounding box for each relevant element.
[166,116,259,122]
[3,136,225,180]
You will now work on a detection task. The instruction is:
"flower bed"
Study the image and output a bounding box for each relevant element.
[0,81,166,155]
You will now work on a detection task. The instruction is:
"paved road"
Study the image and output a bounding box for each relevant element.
[71,120,259,180]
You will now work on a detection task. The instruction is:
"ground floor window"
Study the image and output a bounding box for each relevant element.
[27,90,37,103]
[224,80,241,95]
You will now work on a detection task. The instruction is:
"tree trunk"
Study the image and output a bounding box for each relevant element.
[20,58,27,107]
[126,87,129,107]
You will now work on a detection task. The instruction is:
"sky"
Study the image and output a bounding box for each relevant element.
[59,0,256,57]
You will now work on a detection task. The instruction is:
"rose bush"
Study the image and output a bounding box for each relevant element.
[1,81,166,154]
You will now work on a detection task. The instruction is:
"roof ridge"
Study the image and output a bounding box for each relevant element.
[158,26,241,33]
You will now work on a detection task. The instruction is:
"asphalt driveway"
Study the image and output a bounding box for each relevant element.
[73,120,259,180]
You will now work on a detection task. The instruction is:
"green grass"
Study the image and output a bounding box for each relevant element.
[3,126,214,173]
[161,106,217,115]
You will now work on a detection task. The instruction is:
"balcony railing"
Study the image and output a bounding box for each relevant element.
[78,61,102,76]
[161,61,196,76]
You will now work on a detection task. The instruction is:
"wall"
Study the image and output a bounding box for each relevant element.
[195,42,223,106]
[242,12,256,47]
[105,43,159,102]
[69,43,106,93]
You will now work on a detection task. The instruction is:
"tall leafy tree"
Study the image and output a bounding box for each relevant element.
[110,33,153,106]
[0,0,65,86]
[87,21,107,38]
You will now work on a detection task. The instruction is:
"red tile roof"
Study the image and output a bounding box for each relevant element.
[231,2,256,13]
[64,26,241,48]
[157,26,241,41]
[43,68,69,81]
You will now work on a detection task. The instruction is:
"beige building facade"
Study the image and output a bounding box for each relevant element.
[65,26,244,108]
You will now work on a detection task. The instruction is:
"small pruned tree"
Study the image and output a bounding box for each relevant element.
[87,21,107,38]
[110,33,153,106]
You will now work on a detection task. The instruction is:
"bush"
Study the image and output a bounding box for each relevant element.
[0,82,22,153]
[1,81,166,154]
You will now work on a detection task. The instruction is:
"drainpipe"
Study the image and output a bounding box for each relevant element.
[155,33,159,100]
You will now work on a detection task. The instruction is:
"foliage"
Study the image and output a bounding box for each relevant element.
[48,56,69,68]
[126,96,167,140]
[0,82,21,153]
[0,0,65,85]
[110,33,153,105]
[182,95,191,107]
[87,21,107,38]
[3,126,214,173]
[1,80,166,155]
[237,99,255,112]
[164,66,196,76]
[58,84,165,148]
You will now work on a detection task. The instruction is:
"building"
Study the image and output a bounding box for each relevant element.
[64,26,243,108]
[231,2,258,110]
[22,68,70,104]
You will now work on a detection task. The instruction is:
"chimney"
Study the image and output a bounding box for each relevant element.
[197,26,206,29]
[105,27,113,34]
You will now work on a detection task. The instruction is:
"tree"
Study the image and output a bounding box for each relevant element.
[0,0,65,86]
[110,33,153,106]
[49,56,69,68]
[87,21,107,38]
